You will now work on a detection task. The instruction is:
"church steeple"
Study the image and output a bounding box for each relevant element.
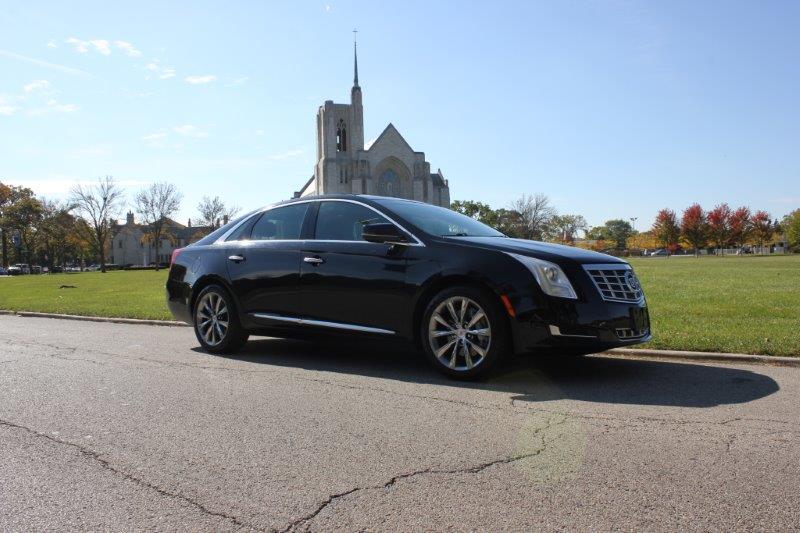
[353,30,359,88]
[350,30,364,152]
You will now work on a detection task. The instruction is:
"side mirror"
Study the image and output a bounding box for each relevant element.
[362,223,409,244]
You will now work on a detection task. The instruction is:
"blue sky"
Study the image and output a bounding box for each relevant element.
[1,0,798,229]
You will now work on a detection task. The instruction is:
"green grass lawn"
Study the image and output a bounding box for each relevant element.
[1,255,799,356]
[628,255,800,356]
[0,270,172,321]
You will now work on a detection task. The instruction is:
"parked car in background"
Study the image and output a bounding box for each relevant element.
[13,263,31,274]
[167,195,651,379]
[650,249,667,256]
[7,265,23,275]
[50,266,64,273]
[0,267,7,276]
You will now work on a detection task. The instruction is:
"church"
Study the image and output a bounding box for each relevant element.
[295,40,450,207]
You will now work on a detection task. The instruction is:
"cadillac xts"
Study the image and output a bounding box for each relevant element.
[167,195,650,378]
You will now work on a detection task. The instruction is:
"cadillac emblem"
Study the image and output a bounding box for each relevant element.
[625,271,641,293]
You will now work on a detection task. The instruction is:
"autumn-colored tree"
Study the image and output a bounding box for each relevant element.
[651,209,680,255]
[751,210,773,253]
[38,199,78,268]
[707,203,732,254]
[681,204,708,256]
[2,188,44,265]
[627,231,658,251]
[729,206,752,249]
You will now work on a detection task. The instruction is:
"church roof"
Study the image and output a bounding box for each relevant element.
[367,123,423,155]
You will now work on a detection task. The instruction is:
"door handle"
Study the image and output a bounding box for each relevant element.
[228,255,245,263]
[303,256,324,265]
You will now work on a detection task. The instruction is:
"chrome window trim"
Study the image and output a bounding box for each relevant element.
[213,198,425,247]
[251,313,395,335]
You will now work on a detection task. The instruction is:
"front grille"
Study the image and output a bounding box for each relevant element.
[616,327,649,340]
[583,264,644,303]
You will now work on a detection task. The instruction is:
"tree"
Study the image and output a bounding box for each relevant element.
[197,195,239,228]
[70,176,125,273]
[0,182,13,268]
[602,219,635,250]
[38,199,77,268]
[627,231,658,251]
[751,210,773,253]
[681,204,708,256]
[2,188,43,265]
[135,182,183,270]
[510,193,556,240]
[651,208,680,254]
[783,209,800,249]
[450,200,498,227]
[551,214,587,244]
[729,206,752,249]
[707,203,732,254]
[493,208,524,238]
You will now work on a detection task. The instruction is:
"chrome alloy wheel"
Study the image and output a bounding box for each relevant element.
[428,296,492,371]
[196,292,229,347]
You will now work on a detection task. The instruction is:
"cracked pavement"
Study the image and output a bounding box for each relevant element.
[1,315,798,531]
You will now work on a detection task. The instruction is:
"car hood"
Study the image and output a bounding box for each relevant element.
[444,236,626,265]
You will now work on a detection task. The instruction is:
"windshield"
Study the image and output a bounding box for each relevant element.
[375,198,504,238]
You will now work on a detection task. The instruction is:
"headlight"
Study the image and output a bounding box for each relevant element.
[505,253,578,299]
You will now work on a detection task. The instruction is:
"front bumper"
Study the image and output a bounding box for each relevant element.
[509,294,651,354]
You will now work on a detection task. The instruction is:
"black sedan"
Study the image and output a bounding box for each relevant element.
[167,195,650,378]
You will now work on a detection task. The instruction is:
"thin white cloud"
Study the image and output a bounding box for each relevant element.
[89,39,111,55]
[46,40,58,49]
[173,124,208,137]
[68,145,111,158]
[144,60,175,80]
[325,4,332,12]
[0,49,88,76]
[255,129,264,136]
[23,79,51,93]
[0,104,17,115]
[225,76,249,87]
[142,131,167,141]
[28,99,79,115]
[114,40,142,57]
[185,74,217,85]
[10,176,148,196]
[66,37,112,56]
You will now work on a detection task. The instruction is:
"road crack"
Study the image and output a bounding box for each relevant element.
[280,415,568,532]
[0,417,261,532]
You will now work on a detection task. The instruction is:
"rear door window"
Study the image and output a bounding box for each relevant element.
[251,203,310,241]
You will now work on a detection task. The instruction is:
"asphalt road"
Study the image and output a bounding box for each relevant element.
[1,315,798,531]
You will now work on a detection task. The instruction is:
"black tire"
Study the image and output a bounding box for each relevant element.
[193,284,249,354]
[420,285,510,380]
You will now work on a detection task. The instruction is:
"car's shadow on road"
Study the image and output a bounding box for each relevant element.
[205,336,780,408]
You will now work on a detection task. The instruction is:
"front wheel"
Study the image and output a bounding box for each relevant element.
[420,286,510,379]
[193,285,248,354]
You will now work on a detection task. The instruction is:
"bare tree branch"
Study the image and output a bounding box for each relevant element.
[69,176,124,272]
[134,182,183,270]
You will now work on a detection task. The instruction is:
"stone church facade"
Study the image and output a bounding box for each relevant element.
[295,41,450,207]
[109,211,211,266]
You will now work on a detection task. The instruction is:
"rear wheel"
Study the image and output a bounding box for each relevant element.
[193,285,248,354]
[420,286,510,379]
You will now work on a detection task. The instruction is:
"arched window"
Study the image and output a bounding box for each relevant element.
[336,119,347,152]
[378,168,400,197]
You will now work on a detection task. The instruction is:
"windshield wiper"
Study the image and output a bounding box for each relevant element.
[442,233,470,237]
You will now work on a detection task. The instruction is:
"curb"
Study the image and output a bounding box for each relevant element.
[3,310,188,327]
[603,347,800,367]
[1,310,798,367]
